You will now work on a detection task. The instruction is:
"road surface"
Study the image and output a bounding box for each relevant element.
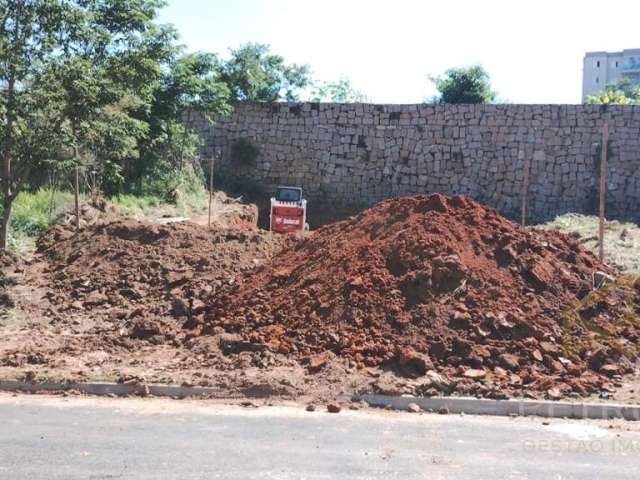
[0,393,638,479]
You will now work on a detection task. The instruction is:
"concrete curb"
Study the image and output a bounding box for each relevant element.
[2,380,639,420]
[0,380,223,399]
[355,394,640,421]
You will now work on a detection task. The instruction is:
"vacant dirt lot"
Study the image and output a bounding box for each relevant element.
[0,198,370,401]
[1,196,639,404]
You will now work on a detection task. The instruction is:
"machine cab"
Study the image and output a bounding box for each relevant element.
[275,186,303,203]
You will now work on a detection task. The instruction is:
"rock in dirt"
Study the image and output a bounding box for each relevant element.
[547,388,562,401]
[406,402,421,413]
[373,373,407,396]
[498,354,520,372]
[393,347,433,378]
[424,370,451,391]
[327,403,341,413]
[306,351,335,373]
[463,369,487,380]
[600,364,621,377]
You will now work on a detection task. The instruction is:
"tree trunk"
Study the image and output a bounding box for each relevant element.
[0,169,12,251]
[1,77,16,250]
[1,201,12,249]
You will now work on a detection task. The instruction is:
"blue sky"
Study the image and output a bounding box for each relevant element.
[158,0,640,104]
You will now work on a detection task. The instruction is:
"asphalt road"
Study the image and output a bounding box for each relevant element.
[0,393,639,479]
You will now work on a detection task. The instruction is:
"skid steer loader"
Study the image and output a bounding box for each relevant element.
[269,186,309,233]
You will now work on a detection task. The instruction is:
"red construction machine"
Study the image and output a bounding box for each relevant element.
[269,186,308,234]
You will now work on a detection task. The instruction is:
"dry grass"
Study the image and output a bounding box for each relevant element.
[562,274,640,359]
[542,213,640,274]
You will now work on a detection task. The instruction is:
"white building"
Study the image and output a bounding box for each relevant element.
[582,49,640,99]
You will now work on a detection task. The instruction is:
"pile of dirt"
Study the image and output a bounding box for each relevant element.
[207,192,259,230]
[202,194,640,399]
[0,251,18,310]
[35,219,291,343]
[55,196,120,230]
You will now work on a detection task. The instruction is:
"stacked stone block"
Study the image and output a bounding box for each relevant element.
[194,103,640,222]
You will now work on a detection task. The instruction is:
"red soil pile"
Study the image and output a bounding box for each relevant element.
[36,219,290,343]
[203,194,640,398]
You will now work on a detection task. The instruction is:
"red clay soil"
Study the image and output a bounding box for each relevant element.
[35,219,291,342]
[203,194,640,399]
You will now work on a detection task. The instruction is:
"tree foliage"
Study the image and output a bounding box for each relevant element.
[131,51,231,196]
[1,0,71,247]
[585,79,640,105]
[0,0,232,248]
[219,43,311,102]
[429,65,497,104]
[310,77,368,103]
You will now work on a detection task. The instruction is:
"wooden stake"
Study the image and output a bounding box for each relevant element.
[208,156,214,228]
[521,143,531,227]
[48,175,57,224]
[598,123,609,261]
[74,166,80,232]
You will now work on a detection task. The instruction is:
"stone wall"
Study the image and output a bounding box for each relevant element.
[195,102,640,222]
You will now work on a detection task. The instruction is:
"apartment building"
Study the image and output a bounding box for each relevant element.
[582,49,640,99]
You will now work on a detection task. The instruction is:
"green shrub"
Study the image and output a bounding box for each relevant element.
[133,168,208,216]
[142,167,199,198]
[3,171,209,250]
[110,193,163,215]
[8,189,74,240]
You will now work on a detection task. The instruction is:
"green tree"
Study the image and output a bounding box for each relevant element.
[76,21,181,195]
[219,43,311,102]
[39,1,172,229]
[0,0,195,247]
[585,79,640,105]
[310,77,369,103]
[0,0,69,248]
[134,51,231,196]
[429,65,497,104]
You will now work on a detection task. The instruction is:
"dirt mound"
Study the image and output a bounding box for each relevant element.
[202,194,640,398]
[208,191,259,230]
[0,251,19,310]
[36,219,291,339]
